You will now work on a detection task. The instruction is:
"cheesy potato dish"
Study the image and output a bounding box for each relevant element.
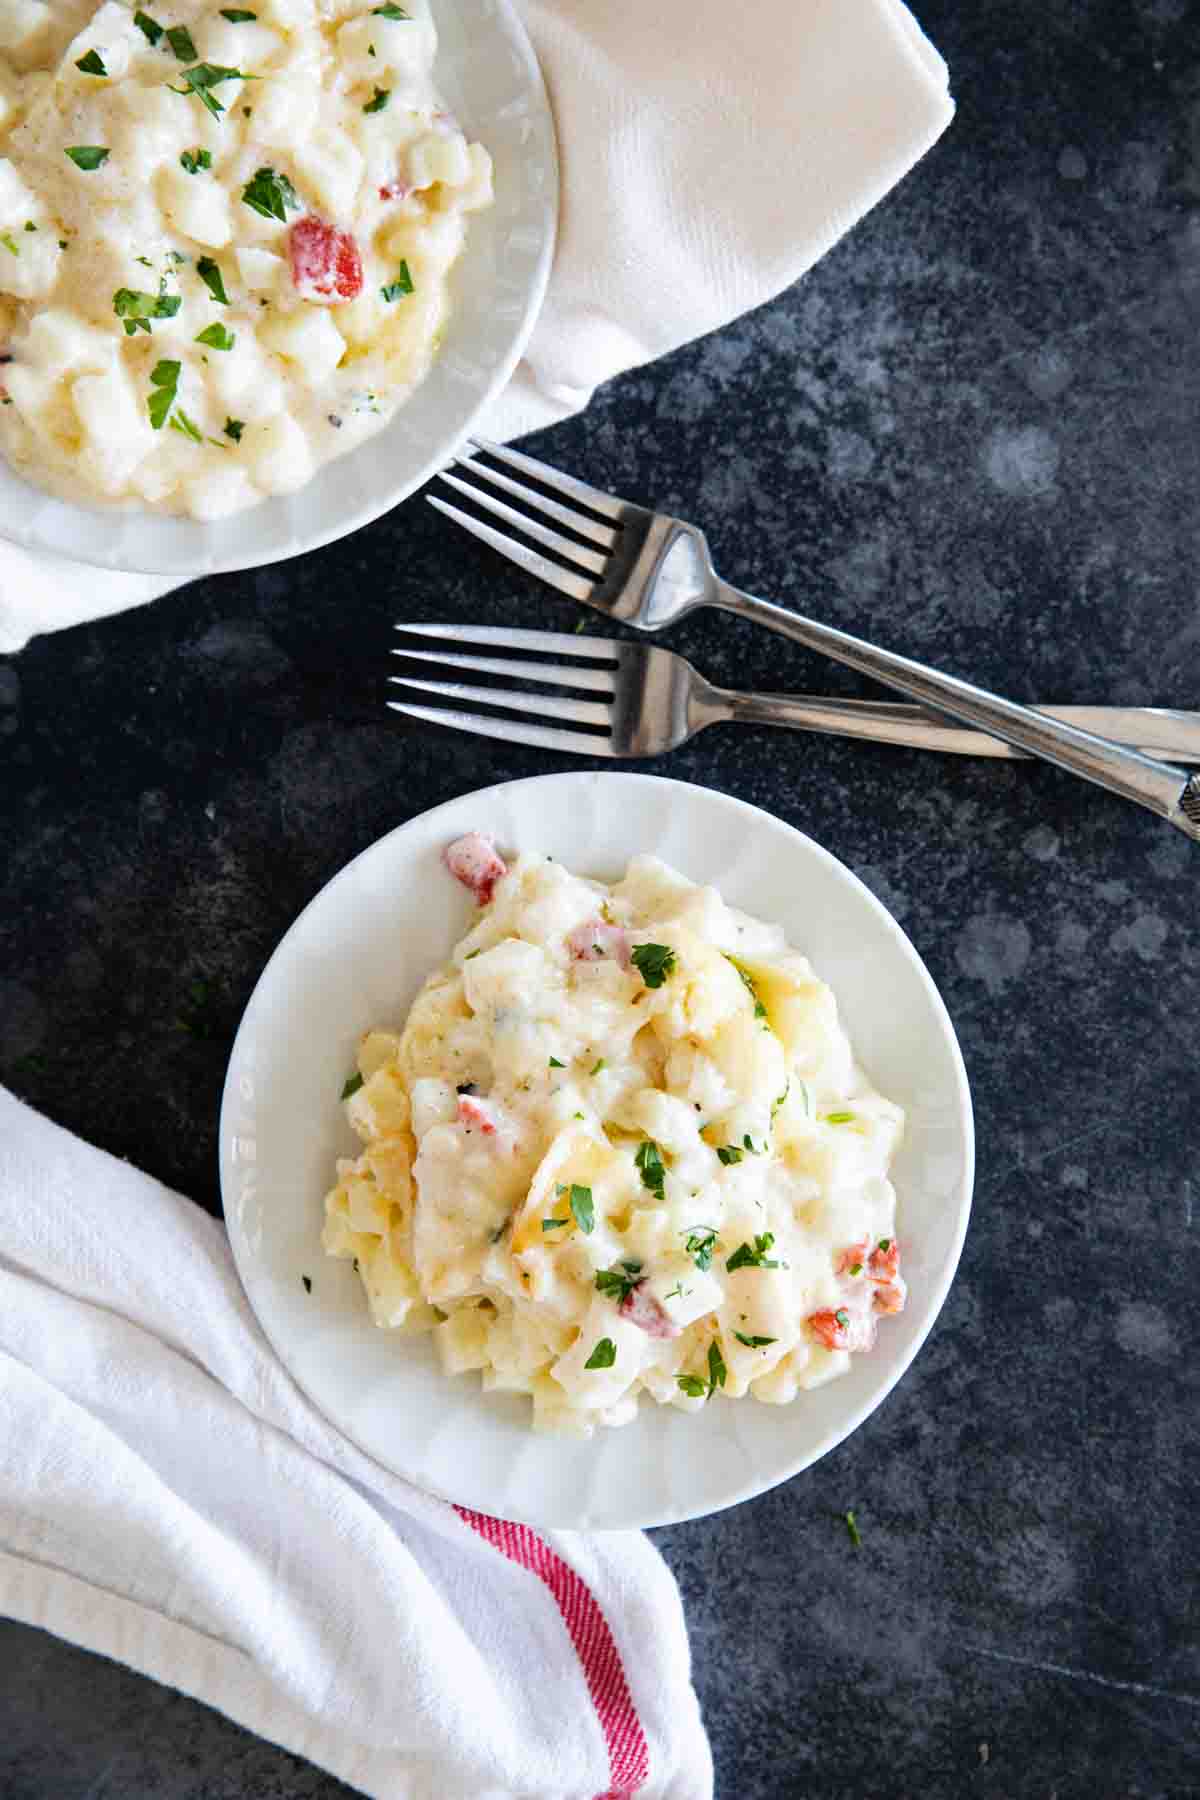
[323,834,909,1437]
[0,0,491,517]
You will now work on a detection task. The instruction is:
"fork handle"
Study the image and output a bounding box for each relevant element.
[707,693,1200,761]
[713,581,1200,839]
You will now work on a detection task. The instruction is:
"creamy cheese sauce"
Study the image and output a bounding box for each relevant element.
[0,0,491,517]
[323,836,909,1437]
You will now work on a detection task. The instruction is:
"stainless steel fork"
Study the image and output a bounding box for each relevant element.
[388,624,1200,762]
[428,439,1200,840]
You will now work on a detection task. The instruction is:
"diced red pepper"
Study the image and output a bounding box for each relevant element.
[868,1238,900,1284]
[836,1240,868,1277]
[444,832,507,906]
[288,216,363,305]
[378,179,410,202]
[566,920,631,967]
[873,1278,907,1316]
[457,1094,498,1136]
[808,1308,851,1351]
[619,1282,681,1339]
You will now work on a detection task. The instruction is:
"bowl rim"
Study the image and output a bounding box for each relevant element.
[0,0,558,577]
[220,771,975,1527]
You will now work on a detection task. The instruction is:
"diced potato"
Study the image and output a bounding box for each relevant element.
[258,306,346,382]
[292,124,364,220]
[0,155,35,225]
[0,0,50,64]
[407,130,470,192]
[435,1307,490,1376]
[207,339,285,423]
[196,19,283,71]
[246,411,313,494]
[457,142,493,213]
[0,227,59,299]
[235,246,284,290]
[184,462,258,520]
[156,165,233,249]
[17,307,114,377]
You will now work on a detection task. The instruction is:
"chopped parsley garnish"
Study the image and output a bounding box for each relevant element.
[726,1233,780,1272]
[134,10,164,45]
[734,1332,777,1348]
[848,1262,863,1277]
[548,1056,565,1068]
[180,147,213,174]
[166,24,198,61]
[677,1340,726,1401]
[224,416,244,442]
[716,1145,743,1166]
[373,3,411,15]
[584,1337,616,1371]
[113,281,181,334]
[0,233,17,258]
[834,1308,850,1328]
[380,259,414,303]
[794,1079,812,1117]
[825,1111,856,1125]
[664,1283,688,1302]
[147,360,181,429]
[631,942,677,988]
[23,221,35,231]
[845,1509,862,1548]
[169,407,203,443]
[196,257,229,304]
[363,86,391,113]
[634,1139,666,1202]
[340,1071,364,1099]
[241,165,299,221]
[75,49,108,76]
[220,7,258,18]
[878,1237,892,1252]
[591,1059,605,1075]
[595,1261,643,1304]
[541,1217,567,1232]
[65,146,110,171]
[568,1183,595,1235]
[684,1226,718,1271]
[301,1274,312,1293]
[725,955,767,1019]
[170,63,250,121]
[195,321,235,350]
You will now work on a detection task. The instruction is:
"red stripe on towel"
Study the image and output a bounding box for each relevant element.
[454,1506,650,1796]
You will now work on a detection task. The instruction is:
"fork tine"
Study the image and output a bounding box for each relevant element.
[396,622,621,658]
[391,647,617,694]
[389,676,613,729]
[469,437,628,523]
[426,497,597,604]
[436,472,609,576]
[387,699,619,758]
[453,452,619,550]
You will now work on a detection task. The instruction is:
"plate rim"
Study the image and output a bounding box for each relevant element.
[220,771,975,1529]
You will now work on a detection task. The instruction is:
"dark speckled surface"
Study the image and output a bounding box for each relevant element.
[3,0,1200,1795]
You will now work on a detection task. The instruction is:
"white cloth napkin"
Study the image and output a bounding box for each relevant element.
[0,0,953,654]
[0,1087,713,1799]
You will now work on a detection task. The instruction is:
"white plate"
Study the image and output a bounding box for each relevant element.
[0,0,556,577]
[220,774,974,1530]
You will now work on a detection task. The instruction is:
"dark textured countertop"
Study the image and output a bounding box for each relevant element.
[3,1,1199,1795]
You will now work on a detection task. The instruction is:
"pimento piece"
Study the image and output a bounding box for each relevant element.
[619,1282,681,1339]
[378,179,410,202]
[874,1279,907,1316]
[868,1237,900,1284]
[288,216,363,304]
[836,1240,868,1277]
[444,832,507,905]
[456,1094,498,1136]
[566,920,631,967]
[808,1308,851,1351]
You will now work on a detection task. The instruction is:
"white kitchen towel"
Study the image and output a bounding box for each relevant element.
[0,0,953,654]
[0,1086,713,1799]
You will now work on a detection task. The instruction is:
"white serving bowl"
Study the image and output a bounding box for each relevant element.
[0,0,556,577]
[220,773,974,1530]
